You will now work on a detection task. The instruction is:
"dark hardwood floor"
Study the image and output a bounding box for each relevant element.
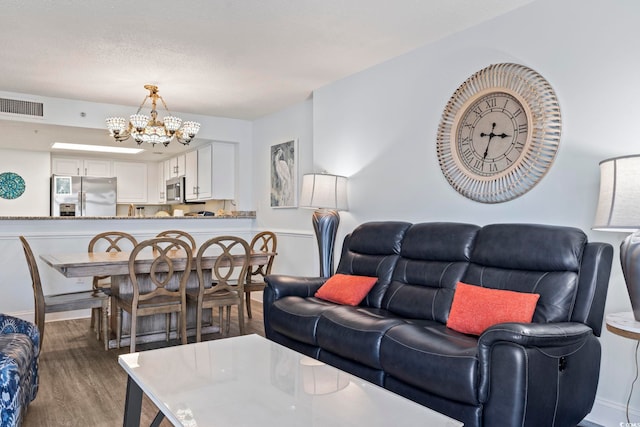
[23,304,264,427]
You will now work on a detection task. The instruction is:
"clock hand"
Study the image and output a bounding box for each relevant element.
[497,133,511,138]
[481,123,497,159]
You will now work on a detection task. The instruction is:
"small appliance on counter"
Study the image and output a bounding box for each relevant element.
[184,211,215,217]
[51,175,117,217]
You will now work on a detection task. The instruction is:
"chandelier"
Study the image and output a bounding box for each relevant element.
[105,84,201,147]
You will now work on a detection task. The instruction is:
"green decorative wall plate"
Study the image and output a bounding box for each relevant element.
[0,172,26,199]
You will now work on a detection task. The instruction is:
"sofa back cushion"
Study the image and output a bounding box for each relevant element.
[381,223,480,322]
[335,221,412,308]
[462,223,587,323]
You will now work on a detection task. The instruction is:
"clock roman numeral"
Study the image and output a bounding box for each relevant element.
[485,98,497,109]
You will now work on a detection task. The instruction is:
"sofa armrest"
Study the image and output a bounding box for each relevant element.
[264,275,327,300]
[0,314,40,358]
[476,321,599,425]
[478,321,593,350]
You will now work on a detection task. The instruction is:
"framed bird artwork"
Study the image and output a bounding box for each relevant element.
[270,139,298,208]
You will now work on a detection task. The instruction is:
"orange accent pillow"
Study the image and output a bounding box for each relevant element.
[446,282,540,336]
[315,274,378,306]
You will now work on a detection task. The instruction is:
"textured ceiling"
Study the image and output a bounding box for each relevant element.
[0,0,532,159]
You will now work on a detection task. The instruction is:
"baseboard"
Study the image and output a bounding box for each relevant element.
[586,396,640,426]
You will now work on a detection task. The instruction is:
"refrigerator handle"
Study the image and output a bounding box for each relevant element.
[79,191,86,216]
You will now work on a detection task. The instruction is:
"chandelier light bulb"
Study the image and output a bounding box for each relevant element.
[163,116,182,133]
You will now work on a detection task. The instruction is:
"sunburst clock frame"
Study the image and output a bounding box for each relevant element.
[436,63,562,203]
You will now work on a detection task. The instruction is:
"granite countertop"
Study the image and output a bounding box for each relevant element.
[0,211,256,220]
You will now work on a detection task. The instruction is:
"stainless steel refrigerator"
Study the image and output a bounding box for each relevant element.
[51,175,117,216]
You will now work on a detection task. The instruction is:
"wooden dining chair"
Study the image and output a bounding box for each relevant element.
[244,231,277,318]
[115,237,192,353]
[156,230,197,252]
[188,236,250,342]
[19,236,110,350]
[87,231,138,342]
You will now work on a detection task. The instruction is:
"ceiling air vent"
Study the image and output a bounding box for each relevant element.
[0,97,44,117]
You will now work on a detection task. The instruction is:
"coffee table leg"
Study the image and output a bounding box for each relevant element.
[123,375,143,427]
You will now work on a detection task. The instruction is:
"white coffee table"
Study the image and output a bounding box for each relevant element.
[119,334,463,426]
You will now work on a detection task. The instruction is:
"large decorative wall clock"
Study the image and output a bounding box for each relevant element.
[0,172,26,200]
[436,63,561,203]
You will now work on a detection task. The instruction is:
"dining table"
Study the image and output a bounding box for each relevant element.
[39,248,273,349]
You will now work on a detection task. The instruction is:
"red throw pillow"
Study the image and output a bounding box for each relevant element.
[315,274,378,306]
[446,282,540,336]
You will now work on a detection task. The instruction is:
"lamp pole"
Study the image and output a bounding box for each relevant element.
[312,209,340,278]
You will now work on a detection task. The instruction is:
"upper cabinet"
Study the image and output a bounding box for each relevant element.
[184,149,198,201]
[113,161,147,203]
[146,161,165,204]
[184,142,235,202]
[164,154,186,179]
[52,157,112,177]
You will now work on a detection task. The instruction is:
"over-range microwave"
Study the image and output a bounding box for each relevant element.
[166,176,185,204]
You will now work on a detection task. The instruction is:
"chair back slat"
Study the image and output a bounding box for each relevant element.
[247,231,277,282]
[128,237,193,304]
[19,236,45,342]
[156,230,197,252]
[197,236,251,296]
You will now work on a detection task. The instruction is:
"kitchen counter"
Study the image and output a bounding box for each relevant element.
[0,211,256,220]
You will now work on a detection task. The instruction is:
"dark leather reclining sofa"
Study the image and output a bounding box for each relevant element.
[263,222,613,427]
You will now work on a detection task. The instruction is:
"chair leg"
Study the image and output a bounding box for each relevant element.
[90,307,96,337]
[102,303,109,351]
[130,310,137,353]
[196,306,203,343]
[225,306,231,335]
[238,302,245,335]
[245,291,253,319]
[180,310,187,345]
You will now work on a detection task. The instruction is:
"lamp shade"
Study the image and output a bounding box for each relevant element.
[593,155,640,231]
[299,173,348,211]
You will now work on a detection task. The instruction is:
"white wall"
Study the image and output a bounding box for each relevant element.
[252,99,318,277]
[255,0,640,423]
[0,149,50,215]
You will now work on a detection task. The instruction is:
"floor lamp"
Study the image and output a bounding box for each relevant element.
[299,173,348,278]
[593,155,640,320]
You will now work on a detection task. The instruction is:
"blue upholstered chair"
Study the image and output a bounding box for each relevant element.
[0,314,40,427]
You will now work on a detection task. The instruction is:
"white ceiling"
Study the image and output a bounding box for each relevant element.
[0,0,532,160]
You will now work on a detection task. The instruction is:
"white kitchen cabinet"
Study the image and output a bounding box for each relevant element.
[146,161,165,204]
[157,162,166,203]
[164,154,186,178]
[52,157,112,177]
[184,150,198,201]
[184,142,235,202]
[113,161,148,203]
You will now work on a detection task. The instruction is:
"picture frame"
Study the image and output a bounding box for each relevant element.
[270,139,298,208]
[54,176,71,195]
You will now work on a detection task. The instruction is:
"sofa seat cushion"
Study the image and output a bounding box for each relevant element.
[270,296,339,346]
[381,323,480,405]
[316,306,405,369]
